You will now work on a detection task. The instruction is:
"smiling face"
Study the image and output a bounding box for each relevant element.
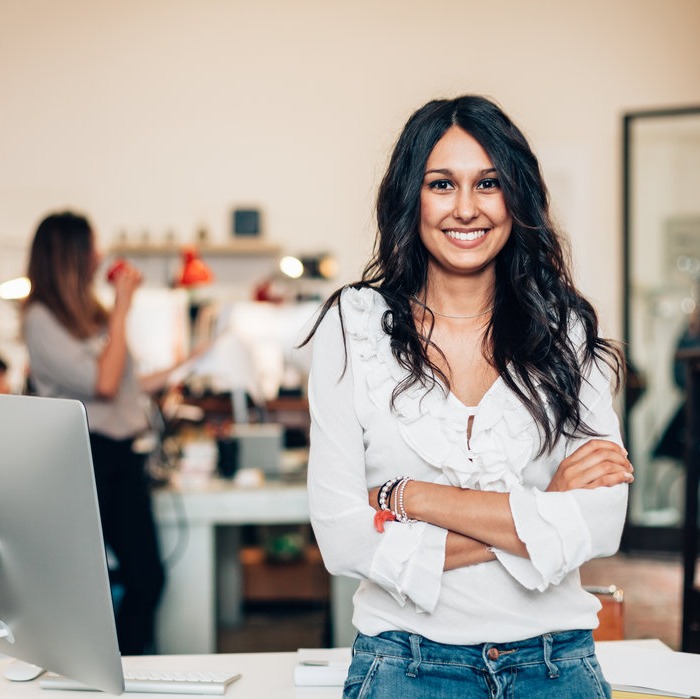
[419,125,512,285]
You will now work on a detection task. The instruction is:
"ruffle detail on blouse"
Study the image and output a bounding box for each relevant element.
[341,287,537,492]
[460,389,536,492]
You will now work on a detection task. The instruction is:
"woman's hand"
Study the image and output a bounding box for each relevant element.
[111,261,142,313]
[96,262,142,399]
[547,439,633,492]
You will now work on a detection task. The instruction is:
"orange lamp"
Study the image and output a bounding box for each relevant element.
[176,247,213,287]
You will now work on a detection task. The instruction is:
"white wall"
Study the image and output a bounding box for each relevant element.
[1,0,699,336]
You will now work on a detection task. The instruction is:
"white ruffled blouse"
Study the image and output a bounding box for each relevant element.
[307,287,628,644]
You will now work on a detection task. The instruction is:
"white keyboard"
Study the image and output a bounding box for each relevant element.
[40,669,242,695]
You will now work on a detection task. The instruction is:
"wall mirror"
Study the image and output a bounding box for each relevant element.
[623,106,700,550]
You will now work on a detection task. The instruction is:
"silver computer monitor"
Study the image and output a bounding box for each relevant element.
[0,394,124,695]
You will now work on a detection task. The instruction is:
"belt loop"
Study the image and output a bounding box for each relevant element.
[542,633,559,679]
[406,634,422,677]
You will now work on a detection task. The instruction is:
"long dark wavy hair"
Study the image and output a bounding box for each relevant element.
[304,95,624,455]
[23,211,108,339]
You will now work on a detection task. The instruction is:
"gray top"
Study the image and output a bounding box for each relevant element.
[24,303,149,440]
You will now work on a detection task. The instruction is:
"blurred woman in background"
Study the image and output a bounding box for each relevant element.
[22,210,165,655]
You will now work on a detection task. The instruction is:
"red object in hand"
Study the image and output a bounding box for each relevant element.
[106,258,127,283]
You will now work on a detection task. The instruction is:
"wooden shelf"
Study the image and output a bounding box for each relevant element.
[178,394,309,423]
[110,240,281,258]
[265,397,309,412]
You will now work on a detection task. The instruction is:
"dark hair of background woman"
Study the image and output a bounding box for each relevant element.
[303,95,625,455]
[24,211,108,339]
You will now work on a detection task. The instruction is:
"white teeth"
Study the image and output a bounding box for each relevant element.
[444,229,487,241]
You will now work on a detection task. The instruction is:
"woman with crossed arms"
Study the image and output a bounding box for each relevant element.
[305,95,632,698]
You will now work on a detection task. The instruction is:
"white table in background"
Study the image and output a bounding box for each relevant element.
[153,469,360,654]
[153,476,313,655]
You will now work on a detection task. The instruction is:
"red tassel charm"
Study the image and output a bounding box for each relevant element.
[374,509,396,533]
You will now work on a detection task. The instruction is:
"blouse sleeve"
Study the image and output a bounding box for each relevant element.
[307,306,447,613]
[493,353,628,591]
[24,304,99,399]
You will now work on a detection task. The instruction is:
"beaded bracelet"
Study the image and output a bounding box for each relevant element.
[374,476,399,533]
[395,477,417,524]
[374,475,416,532]
[385,479,401,512]
[377,476,401,512]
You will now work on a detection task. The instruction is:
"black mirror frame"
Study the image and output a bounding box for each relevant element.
[622,105,700,553]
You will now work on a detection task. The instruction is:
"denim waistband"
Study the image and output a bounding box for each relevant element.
[352,629,596,675]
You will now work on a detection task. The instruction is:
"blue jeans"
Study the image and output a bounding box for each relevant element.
[343,629,611,699]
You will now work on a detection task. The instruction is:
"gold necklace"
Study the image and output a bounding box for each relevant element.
[411,295,494,320]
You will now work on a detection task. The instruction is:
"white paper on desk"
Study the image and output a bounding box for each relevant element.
[596,644,700,696]
[294,648,351,686]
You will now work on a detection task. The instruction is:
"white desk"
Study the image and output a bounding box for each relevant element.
[0,653,341,698]
[4,642,700,698]
[153,476,315,655]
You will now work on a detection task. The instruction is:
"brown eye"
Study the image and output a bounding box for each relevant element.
[477,178,501,190]
[428,179,454,191]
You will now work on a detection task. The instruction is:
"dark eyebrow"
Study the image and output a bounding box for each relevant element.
[424,167,498,177]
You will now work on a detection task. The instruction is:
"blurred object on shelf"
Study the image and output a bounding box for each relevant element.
[296,253,338,280]
[265,530,306,564]
[233,208,261,238]
[216,434,239,479]
[254,254,337,304]
[222,423,283,479]
[175,246,214,287]
[253,277,286,303]
[279,256,304,280]
[179,437,218,480]
[0,276,31,300]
